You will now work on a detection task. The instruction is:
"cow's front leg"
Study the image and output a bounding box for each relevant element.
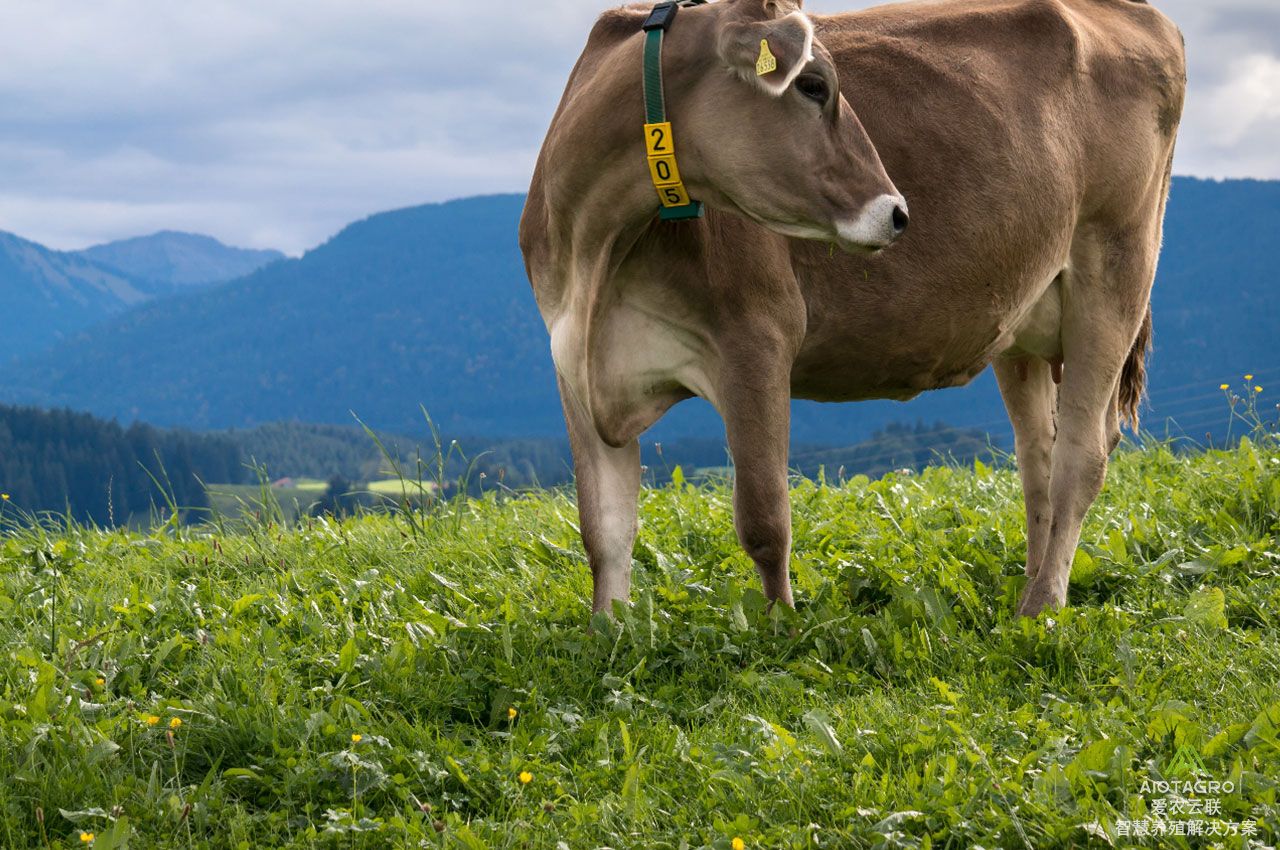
[721,362,795,609]
[558,375,642,614]
[993,356,1056,579]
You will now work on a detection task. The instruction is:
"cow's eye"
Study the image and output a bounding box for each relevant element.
[795,74,829,105]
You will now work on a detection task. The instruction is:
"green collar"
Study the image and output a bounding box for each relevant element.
[642,2,705,221]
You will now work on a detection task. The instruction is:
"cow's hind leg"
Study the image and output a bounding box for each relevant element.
[1016,228,1156,617]
[558,376,642,614]
[994,357,1056,578]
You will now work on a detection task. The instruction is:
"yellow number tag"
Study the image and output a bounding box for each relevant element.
[756,39,777,76]
[644,122,674,155]
[647,154,682,187]
[643,122,693,209]
[658,183,691,208]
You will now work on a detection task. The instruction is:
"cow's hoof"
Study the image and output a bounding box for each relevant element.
[1016,579,1064,618]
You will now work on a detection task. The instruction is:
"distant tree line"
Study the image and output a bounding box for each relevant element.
[228,422,391,482]
[0,403,997,526]
[226,421,576,490]
[789,420,998,480]
[0,404,244,524]
[226,420,996,493]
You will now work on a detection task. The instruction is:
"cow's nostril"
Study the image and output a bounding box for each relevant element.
[892,204,909,235]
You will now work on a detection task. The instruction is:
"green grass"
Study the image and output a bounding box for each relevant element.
[1,441,1278,849]
[207,480,436,527]
[206,482,324,527]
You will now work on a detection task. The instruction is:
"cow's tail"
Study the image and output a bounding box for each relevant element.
[1118,303,1152,431]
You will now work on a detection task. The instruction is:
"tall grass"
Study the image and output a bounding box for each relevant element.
[0,434,1277,848]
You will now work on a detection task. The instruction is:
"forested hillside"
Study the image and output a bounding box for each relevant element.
[0,405,241,524]
[1,179,1276,445]
[0,195,559,436]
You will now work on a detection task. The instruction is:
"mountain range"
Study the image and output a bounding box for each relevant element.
[0,230,283,365]
[77,231,284,289]
[0,178,1276,446]
[0,197,560,436]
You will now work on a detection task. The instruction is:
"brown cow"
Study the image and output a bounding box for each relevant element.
[519,0,1185,618]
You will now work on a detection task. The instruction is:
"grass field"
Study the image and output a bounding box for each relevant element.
[206,480,437,527]
[206,481,326,527]
[1,439,1278,849]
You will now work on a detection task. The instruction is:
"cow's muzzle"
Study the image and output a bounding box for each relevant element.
[835,193,909,252]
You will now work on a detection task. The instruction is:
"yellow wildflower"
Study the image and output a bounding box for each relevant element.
[1,494,8,500]
[351,734,362,743]
[732,838,746,850]
[80,833,94,843]
[146,716,160,725]
[519,771,533,784]
[170,717,182,729]
[1220,384,1230,390]
[95,678,104,686]
[1245,374,1253,380]
[1256,386,1263,393]
[508,707,518,720]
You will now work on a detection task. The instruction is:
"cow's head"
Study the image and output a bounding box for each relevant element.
[661,0,907,251]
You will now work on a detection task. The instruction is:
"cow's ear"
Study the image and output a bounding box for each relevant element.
[717,12,815,97]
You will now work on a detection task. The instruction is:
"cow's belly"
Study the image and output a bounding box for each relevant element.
[789,336,996,402]
[789,265,1065,402]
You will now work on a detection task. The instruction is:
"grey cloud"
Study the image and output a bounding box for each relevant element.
[0,0,1276,254]
[1206,4,1280,55]
[0,0,588,253]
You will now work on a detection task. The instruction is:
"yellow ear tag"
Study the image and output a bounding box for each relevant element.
[756,39,778,76]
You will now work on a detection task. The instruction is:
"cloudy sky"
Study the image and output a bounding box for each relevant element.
[1,0,1276,256]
